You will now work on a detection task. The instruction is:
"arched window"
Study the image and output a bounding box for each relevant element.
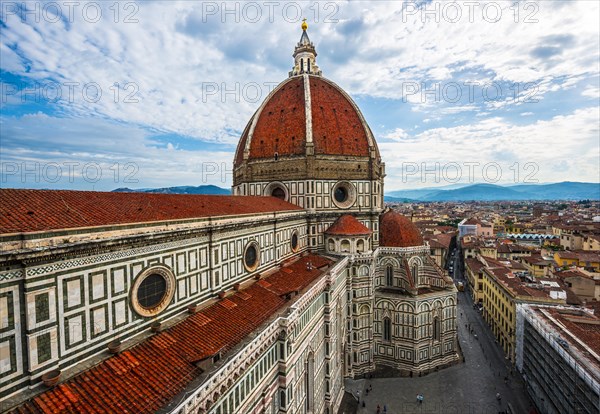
[411,263,418,281]
[433,317,441,341]
[386,265,393,286]
[271,187,286,200]
[328,238,335,252]
[308,58,311,72]
[300,58,304,73]
[305,353,315,412]
[341,240,350,252]
[357,239,365,252]
[383,317,391,341]
[280,390,286,408]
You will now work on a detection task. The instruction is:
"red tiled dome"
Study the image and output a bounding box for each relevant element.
[234,75,374,167]
[379,210,423,248]
[325,214,372,236]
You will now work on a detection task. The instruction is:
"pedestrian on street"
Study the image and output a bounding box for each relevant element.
[383,405,387,413]
[376,404,381,414]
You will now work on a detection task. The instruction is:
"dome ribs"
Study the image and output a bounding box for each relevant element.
[309,77,370,157]
[236,75,373,168]
[248,77,306,160]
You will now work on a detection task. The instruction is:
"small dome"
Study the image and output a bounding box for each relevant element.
[379,210,423,248]
[325,214,372,236]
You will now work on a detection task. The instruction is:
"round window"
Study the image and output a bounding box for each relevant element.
[137,273,167,309]
[244,242,260,271]
[291,232,299,252]
[334,186,348,203]
[130,266,176,317]
[332,181,356,209]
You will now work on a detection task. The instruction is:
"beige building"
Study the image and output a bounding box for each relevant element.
[520,254,555,277]
[584,234,600,251]
[464,257,485,304]
[554,269,600,302]
[458,218,494,238]
[424,233,455,269]
[479,256,568,362]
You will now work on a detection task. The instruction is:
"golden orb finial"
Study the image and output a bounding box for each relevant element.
[301,18,308,31]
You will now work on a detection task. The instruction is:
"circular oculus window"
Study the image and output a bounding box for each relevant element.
[244,242,260,272]
[332,181,357,209]
[334,186,348,203]
[130,266,175,317]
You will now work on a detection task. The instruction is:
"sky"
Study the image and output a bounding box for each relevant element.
[1,0,599,192]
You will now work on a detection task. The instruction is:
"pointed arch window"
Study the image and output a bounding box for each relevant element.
[280,390,286,409]
[305,353,315,412]
[433,316,441,341]
[383,317,391,341]
[411,263,418,281]
[386,265,393,286]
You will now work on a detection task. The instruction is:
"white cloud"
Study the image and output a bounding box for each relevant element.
[1,1,598,190]
[327,1,599,106]
[0,114,233,191]
[582,86,600,98]
[2,1,598,140]
[380,107,600,190]
[384,128,409,141]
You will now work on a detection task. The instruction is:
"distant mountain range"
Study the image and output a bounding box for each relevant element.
[113,185,230,195]
[385,182,599,201]
[113,181,599,201]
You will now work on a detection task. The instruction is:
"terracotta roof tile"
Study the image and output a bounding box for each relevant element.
[219,299,237,309]
[324,214,371,236]
[536,307,600,365]
[309,77,370,157]
[9,254,332,414]
[263,255,331,296]
[424,233,454,249]
[465,257,485,272]
[235,291,251,300]
[233,75,372,166]
[379,210,423,248]
[246,76,307,161]
[0,189,302,234]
